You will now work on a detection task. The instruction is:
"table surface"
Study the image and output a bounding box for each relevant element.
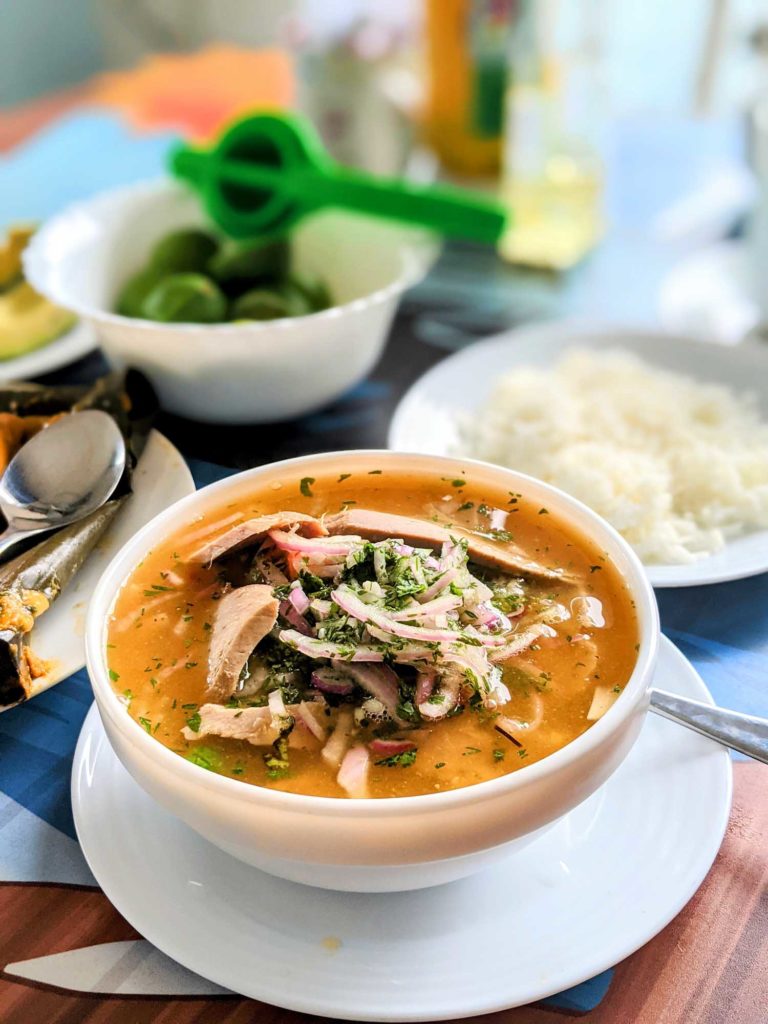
[0,96,766,1024]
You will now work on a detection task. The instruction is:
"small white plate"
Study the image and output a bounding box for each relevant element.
[388,322,768,588]
[3,430,194,706]
[0,321,97,383]
[72,637,730,1021]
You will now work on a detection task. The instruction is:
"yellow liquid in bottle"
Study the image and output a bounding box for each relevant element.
[499,155,603,269]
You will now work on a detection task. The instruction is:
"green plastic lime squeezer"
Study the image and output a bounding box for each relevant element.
[171,112,507,243]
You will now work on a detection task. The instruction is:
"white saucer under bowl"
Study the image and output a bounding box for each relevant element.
[72,636,731,1021]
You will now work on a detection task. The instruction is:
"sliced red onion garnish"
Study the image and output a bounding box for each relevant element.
[485,678,511,709]
[279,600,314,636]
[415,669,436,704]
[336,662,405,724]
[289,585,310,615]
[369,737,416,756]
[489,623,556,662]
[418,675,460,719]
[439,539,466,571]
[417,566,459,603]
[439,644,494,693]
[269,530,362,556]
[321,707,354,767]
[268,688,287,719]
[389,593,462,621]
[337,744,370,798]
[309,598,333,619]
[460,626,507,647]
[332,585,464,644]
[394,543,414,556]
[279,629,386,662]
[295,700,328,741]
[473,602,507,629]
[311,667,355,695]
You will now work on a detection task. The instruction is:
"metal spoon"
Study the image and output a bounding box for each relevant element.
[650,689,768,764]
[0,410,126,561]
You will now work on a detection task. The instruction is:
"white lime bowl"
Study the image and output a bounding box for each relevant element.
[24,180,437,424]
[86,450,660,893]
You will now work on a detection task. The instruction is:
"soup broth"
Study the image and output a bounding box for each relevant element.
[107,467,638,798]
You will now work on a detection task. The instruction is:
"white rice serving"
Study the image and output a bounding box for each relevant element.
[457,348,768,564]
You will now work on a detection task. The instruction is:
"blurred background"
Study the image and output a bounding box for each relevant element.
[2,0,768,363]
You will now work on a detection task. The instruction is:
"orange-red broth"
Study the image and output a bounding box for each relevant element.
[107,469,638,798]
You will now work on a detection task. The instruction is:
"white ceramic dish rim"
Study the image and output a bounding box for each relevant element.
[86,449,660,819]
[23,178,440,335]
[0,320,96,382]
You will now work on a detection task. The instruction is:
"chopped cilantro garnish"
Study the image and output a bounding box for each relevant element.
[108,668,120,683]
[396,699,420,723]
[368,469,383,475]
[185,746,222,772]
[493,748,505,761]
[300,476,315,497]
[489,529,514,542]
[376,750,417,768]
[457,501,474,512]
[434,761,446,769]
[463,746,482,755]
[451,479,465,487]
[590,565,602,573]
[138,716,152,734]
[538,508,549,515]
[338,473,351,482]
[185,711,201,733]
[264,736,291,779]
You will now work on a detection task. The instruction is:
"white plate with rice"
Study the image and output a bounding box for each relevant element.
[388,323,768,588]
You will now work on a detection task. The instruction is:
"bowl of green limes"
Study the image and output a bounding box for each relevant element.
[25,179,437,423]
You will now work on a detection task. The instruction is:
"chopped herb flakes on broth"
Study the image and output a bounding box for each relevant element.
[107,469,638,798]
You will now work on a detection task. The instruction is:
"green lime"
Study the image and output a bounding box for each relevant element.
[285,274,332,313]
[142,273,227,323]
[116,267,165,318]
[208,237,290,284]
[230,288,292,321]
[149,229,219,274]
[276,279,313,317]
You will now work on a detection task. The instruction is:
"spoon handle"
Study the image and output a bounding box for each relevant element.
[650,689,768,764]
[0,525,46,563]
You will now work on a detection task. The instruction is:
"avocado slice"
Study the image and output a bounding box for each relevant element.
[0,281,76,360]
[0,225,35,292]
